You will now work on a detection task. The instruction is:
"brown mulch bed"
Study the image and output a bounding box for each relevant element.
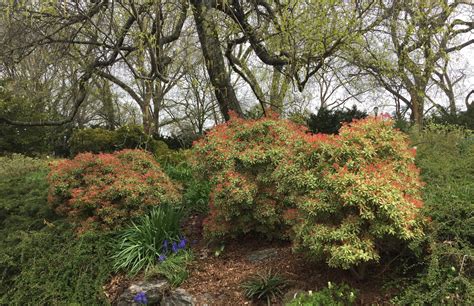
[181,215,395,305]
[106,214,397,305]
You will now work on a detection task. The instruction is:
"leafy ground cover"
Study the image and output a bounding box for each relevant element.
[0,155,114,305]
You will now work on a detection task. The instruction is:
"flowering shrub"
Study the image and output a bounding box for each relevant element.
[280,117,425,274]
[48,149,181,231]
[192,112,307,239]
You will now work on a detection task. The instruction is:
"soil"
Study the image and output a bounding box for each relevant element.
[106,214,397,305]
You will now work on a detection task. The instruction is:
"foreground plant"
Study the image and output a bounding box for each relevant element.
[48,149,181,231]
[286,282,358,306]
[241,269,288,305]
[146,250,193,287]
[113,205,183,275]
[279,116,426,277]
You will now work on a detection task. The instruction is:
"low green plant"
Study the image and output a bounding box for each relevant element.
[241,269,288,305]
[2,226,114,305]
[161,156,210,215]
[0,156,114,304]
[391,123,474,304]
[113,205,184,275]
[146,250,193,286]
[286,282,358,306]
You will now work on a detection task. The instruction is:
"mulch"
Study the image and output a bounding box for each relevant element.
[106,214,397,305]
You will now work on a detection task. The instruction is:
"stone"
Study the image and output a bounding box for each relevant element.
[116,279,170,306]
[246,248,279,263]
[161,288,196,306]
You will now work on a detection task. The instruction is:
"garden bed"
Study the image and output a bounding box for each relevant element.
[107,214,395,305]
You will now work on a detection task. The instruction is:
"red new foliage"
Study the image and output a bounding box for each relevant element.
[194,114,425,271]
[48,149,181,232]
[286,116,425,269]
[192,112,307,239]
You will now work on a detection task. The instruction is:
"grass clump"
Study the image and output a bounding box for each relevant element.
[241,269,288,305]
[113,205,184,275]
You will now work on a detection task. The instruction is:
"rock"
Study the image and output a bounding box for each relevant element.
[246,248,279,263]
[161,288,196,306]
[116,279,170,306]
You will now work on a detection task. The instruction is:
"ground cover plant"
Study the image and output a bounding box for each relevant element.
[0,154,114,304]
[391,123,474,304]
[48,149,181,232]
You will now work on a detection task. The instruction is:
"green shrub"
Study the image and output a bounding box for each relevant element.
[69,125,168,156]
[161,153,211,215]
[306,105,367,134]
[280,116,425,276]
[48,149,181,232]
[392,123,474,304]
[241,269,288,305]
[146,250,194,287]
[286,282,358,306]
[113,205,184,275]
[69,127,117,155]
[191,112,307,240]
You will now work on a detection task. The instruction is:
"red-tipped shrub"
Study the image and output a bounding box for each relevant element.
[192,112,307,239]
[281,117,425,273]
[48,149,181,232]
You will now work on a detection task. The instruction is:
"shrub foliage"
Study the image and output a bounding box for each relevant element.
[192,112,307,239]
[392,123,474,304]
[195,114,425,273]
[48,149,181,231]
[284,117,425,273]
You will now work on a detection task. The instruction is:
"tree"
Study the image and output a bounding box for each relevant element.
[349,0,474,126]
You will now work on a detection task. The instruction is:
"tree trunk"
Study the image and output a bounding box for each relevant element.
[101,80,116,130]
[152,81,163,135]
[409,90,424,129]
[191,1,243,121]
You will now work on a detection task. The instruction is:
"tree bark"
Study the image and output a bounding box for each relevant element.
[409,90,424,128]
[191,0,243,121]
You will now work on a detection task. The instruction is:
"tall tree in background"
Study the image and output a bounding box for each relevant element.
[349,0,474,126]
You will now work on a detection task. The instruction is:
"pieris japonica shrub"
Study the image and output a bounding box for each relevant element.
[48,149,181,232]
[279,116,425,276]
[192,112,307,239]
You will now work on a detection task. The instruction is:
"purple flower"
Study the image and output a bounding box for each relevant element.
[133,291,148,304]
[162,239,169,252]
[158,254,167,262]
[178,237,187,249]
[171,241,178,253]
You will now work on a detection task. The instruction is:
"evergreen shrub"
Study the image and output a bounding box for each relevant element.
[48,149,181,232]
